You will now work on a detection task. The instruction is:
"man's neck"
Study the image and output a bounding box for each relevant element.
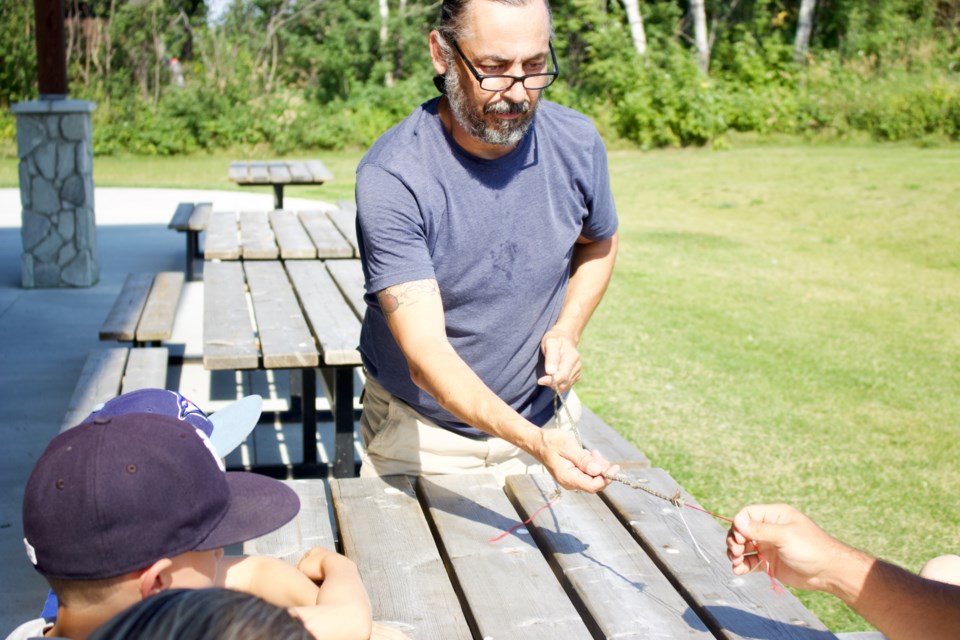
[437,97,519,160]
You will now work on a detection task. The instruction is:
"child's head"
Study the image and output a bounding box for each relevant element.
[22,412,299,590]
[87,588,312,640]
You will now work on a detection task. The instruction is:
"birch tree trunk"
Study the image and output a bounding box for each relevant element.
[379,0,394,87]
[620,0,647,56]
[690,0,710,73]
[794,0,817,63]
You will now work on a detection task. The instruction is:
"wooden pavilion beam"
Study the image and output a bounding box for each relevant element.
[34,0,68,98]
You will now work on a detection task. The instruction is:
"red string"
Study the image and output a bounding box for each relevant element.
[490,493,783,594]
[489,494,561,542]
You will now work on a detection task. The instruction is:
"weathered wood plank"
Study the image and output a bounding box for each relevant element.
[187,202,212,231]
[418,474,593,640]
[168,202,195,230]
[286,261,361,366]
[303,159,333,182]
[270,210,316,259]
[602,467,837,640]
[203,261,259,370]
[239,211,278,260]
[325,259,366,321]
[336,199,357,213]
[204,211,241,260]
[247,161,270,183]
[99,272,153,341]
[121,347,169,393]
[61,348,128,431]
[244,480,335,564]
[331,476,471,640]
[287,161,313,184]
[136,271,184,342]
[244,261,318,369]
[505,474,713,639]
[577,406,651,471]
[327,208,359,257]
[228,161,248,183]
[299,210,353,259]
[267,161,293,184]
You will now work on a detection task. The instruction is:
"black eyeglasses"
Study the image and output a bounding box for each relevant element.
[450,39,559,92]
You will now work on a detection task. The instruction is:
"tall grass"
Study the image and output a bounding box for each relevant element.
[1,141,957,632]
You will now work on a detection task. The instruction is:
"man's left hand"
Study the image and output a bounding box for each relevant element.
[539,329,581,393]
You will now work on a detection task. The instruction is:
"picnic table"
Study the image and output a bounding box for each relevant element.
[203,256,364,477]
[228,160,334,210]
[245,472,841,639]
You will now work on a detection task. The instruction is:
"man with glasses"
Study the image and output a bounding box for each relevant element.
[354,0,620,492]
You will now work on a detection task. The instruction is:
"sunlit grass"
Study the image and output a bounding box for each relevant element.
[578,141,960,632]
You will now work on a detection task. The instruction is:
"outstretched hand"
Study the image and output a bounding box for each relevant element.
[726,503,847,592]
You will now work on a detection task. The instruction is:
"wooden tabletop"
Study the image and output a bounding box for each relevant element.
[205,208,358,260]
[228,160,333,186]
[203,258,364,472]
[246,472,838,640]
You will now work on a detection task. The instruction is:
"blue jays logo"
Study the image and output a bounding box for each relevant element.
[175,392,206,422]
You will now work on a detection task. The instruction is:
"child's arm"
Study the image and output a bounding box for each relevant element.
[219,550,373,640]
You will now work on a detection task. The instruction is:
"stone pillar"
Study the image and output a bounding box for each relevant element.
[12,99,99,288]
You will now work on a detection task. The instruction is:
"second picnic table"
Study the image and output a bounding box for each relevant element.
[202,207,363,476]
[228,159,334,209]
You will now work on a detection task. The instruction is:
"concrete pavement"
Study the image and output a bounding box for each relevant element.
[0,187,351,632]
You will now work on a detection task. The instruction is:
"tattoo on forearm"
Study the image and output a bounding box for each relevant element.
[378,280,439,316]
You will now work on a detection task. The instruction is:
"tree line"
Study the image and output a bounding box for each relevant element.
[2,0,958,154]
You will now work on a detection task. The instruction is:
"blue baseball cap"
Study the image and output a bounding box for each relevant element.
[83,388,261,459]
[23,413,300,580]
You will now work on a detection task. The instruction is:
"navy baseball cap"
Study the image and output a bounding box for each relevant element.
[82,389,261,459]
[23,413,300,580]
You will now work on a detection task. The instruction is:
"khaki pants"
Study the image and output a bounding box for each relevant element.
[359,375,582,486]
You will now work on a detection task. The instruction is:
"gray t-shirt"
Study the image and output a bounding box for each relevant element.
[356,98,618,437]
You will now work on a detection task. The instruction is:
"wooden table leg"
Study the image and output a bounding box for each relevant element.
[185,231,198,281]
[272,184,284,210]
[322,367,356,478]
[301,367,318,465]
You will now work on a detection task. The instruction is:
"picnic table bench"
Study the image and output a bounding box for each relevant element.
[99,271,185,347]
[168,202,212,280]
[245,471,841,639]
[61,347,169,431]
[228,160,334,210]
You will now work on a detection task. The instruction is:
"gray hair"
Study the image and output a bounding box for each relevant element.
[436,0,553,52]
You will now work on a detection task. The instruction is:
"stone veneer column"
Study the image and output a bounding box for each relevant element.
[12,99,99,288]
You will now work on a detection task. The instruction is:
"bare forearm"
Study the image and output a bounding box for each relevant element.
[406,341,540,451]
[829,553,960,640]
[551,234,617,341]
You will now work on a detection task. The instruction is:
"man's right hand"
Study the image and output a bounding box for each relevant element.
[535,428,618,492]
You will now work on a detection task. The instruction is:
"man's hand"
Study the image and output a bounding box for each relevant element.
[535,428,618,492]
[726,503,848,592]
[538,329,581,393]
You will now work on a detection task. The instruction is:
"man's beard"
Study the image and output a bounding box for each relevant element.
[445,61,538,147]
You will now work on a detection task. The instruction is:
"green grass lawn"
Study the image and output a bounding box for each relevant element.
[2,140,957,633]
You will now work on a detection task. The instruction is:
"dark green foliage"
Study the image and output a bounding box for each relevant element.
[2,0,958,155]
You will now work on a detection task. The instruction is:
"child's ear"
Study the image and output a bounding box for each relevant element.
[138,558,174,599]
